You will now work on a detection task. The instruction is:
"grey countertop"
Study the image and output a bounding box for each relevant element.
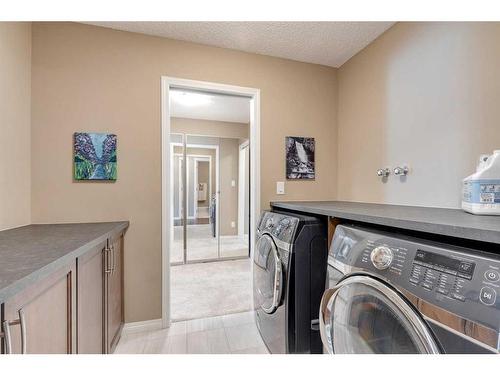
[0,221,129,302]
[271,201,500,245]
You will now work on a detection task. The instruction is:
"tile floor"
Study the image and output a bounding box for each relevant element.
[114,311,269,354]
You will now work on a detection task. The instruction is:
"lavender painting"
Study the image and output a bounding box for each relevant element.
[74,133,117,180]
[286,136,315,180]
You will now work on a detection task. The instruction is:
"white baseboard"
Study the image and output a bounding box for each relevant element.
[122,319,163,334]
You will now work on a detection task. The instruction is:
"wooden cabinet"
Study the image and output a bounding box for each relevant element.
[105,234,124,353]
[77,242,106,354]
[75,233,125,354]
[1,264,76,354]
[1,227,126,354]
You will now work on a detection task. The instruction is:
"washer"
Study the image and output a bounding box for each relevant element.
[253,211,327,354]
[320,224,500,354]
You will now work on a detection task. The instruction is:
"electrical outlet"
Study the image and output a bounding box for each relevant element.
[231,221,235,228]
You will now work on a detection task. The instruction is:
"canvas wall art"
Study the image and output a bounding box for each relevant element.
[74,132,117,180]
[286,136,315,180]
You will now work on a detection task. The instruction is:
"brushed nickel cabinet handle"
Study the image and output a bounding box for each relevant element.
[111,244,116,274]
[2,310,26,354]
[3,320,12,354]
[19,309,26,354]
[19,309,28,354]
[104,247,112,274]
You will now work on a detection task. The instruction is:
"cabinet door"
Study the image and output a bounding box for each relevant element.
[106,234,124,353]
[2,264,76,354]
[77,242,105,353]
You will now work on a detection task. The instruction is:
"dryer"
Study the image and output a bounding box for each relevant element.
[320,224,500,354]
[253,211,327,354]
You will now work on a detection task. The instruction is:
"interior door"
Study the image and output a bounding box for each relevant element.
[253,234,283,314]
[185,135,219,262]
[219,137,250,259]
[319,275,441,354]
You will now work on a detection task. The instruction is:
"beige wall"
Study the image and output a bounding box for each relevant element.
[0,23,31,230]
[31,22,338,322]
[338,22,500,208]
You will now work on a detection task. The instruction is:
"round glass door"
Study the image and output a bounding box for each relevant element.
[320,275,440,354]
[253,234,282,314]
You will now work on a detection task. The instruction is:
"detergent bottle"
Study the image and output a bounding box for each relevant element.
[462,150,500,215]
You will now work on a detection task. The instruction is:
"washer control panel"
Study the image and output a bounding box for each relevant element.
[330,224,500,331]
[409,249,476,303]
[257,211,299,244]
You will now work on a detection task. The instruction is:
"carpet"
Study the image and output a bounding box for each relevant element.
[171,258,252,321]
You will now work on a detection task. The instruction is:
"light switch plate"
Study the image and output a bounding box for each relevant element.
[276,181,285,195]
[231,180,236,187]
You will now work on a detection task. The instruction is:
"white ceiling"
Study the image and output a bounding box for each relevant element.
[84,22,395,67]
[170,89,250,123]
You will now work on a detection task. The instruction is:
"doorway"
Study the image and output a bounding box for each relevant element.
[161,77,260,326]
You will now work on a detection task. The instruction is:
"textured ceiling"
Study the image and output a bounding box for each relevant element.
[84,22,395,67]
[170,89,250,123]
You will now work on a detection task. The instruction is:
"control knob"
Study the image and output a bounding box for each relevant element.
[266,217,275,230]
[370,246,394,270]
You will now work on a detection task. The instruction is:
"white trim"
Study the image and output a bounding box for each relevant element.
[238,144,248,237]
[161,77,171,328]
[239,140,250,150]
[171,151,183,220]
[161,76,261,329]
[122,319,163,335]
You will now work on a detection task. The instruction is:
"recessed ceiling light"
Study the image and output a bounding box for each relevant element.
[170,91,212,107]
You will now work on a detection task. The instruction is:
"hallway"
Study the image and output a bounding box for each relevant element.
[170,258,252,321]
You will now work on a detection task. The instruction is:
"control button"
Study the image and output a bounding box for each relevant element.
[266,218,274,229]
[459,262,473,273]
[443,269,458,276]
[450,292,466,302]
[421,282,433,290]
[409,278,420,285]
[479,287,497,306]
[457,273,472,280]
[484,270,500,282]
[436,287,449,295]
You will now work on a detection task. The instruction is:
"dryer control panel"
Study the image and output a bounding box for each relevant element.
[329,224,500,334]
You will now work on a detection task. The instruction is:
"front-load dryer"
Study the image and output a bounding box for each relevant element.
[253,211,327,354]
[320,224,500,354]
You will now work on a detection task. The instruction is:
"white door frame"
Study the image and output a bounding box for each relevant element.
[161,77,260,328]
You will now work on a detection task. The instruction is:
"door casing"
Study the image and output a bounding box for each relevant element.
[161,77,261,328]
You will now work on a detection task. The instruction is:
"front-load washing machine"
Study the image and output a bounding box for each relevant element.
[253,211,327,354]
[320,224,500,354]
